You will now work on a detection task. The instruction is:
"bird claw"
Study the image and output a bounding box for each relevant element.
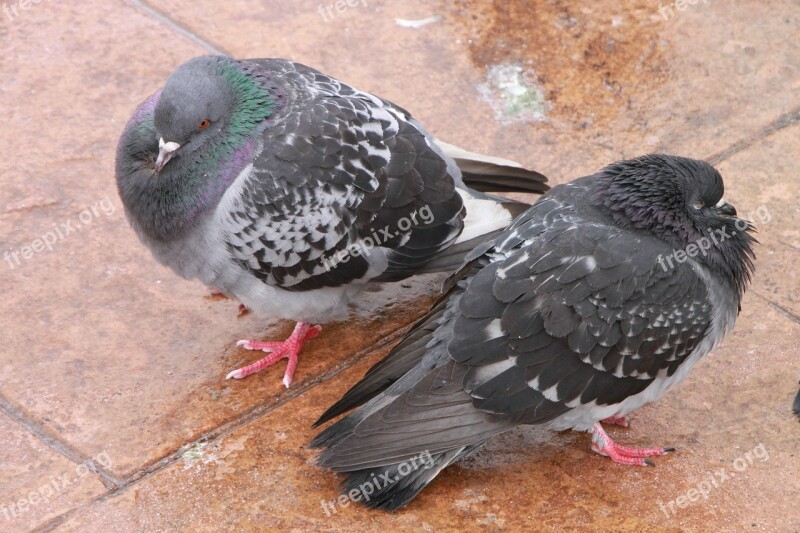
[205,287,230,299]
[601,415,631,427]
[589,422,673,466]
[235,339,276,352]
[225,368,246,380]
[227,323,321,386]
[205,288,250,316]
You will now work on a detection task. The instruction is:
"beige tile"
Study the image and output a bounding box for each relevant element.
[715,124,800,317]
[0,412,107,531]
[0,0,798,531]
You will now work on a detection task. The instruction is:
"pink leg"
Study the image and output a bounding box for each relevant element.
[602,415,631,427]
[227,322,322,387]
[589,422,674,466]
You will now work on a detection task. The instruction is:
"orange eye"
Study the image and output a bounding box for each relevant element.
[199,119,211,129]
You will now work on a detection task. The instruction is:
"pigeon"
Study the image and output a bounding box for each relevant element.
[312,154,757,510]
[115,55,548,387]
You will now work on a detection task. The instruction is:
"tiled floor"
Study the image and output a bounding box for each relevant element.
[1,1,798,531]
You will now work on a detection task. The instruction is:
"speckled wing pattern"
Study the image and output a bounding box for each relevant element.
[221,60,464,291]
[450,190,713,425]
[317,183,714,465]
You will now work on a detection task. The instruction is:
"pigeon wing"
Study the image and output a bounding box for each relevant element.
[220,61,464,291]
[452,210,714,425]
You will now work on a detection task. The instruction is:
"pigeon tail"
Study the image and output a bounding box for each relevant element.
[326,445,479,511]
[435,140,549,195]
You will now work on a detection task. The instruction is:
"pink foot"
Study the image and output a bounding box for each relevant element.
[589,422,674,466]
[602,415,631,427]
[227,322,322,387]
[207,287,230,298]
[206,288,249,316]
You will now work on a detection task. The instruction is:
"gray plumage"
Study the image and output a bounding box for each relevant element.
[312,154,756,510]
[115,55,548,326]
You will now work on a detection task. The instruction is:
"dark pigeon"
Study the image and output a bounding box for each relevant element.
[116,55,548,387]
[312,154,757,510]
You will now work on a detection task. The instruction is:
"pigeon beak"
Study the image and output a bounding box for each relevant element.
[714,198,737,217]
[155,137,181,174]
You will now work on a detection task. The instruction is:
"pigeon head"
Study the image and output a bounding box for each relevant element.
[152,55,277,173]
[592,154,756,299]
[116,56,282,242]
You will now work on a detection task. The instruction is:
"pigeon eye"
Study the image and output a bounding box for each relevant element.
[692,200,705,210]
[199,119,211,129]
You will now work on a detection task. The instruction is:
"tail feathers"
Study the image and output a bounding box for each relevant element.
[435,139,549,194]
[328,446,480,511]
[313,293,464,453]
[462,176,547,194]
[313,359,511,509]
[312,408,361,450]
[492,196,533,218]
[313,296,450,428]
[415,230,504,274]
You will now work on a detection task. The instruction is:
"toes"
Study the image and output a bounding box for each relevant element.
[226,369,245,380]
[236,339,276,353]
[590,443,608,457]
[305,325,323,339]
[602,416,630,427]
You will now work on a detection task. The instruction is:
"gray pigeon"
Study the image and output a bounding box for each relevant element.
[115,55,548,387]
[312,154,756,510]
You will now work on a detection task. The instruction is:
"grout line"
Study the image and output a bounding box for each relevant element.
[707,107,800,165]
[126,0,230,56]
[32,322,414,532]
[120,322,411,488]
[755,293,800,326]
[0,394,123,491]
[751,291,800,326]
